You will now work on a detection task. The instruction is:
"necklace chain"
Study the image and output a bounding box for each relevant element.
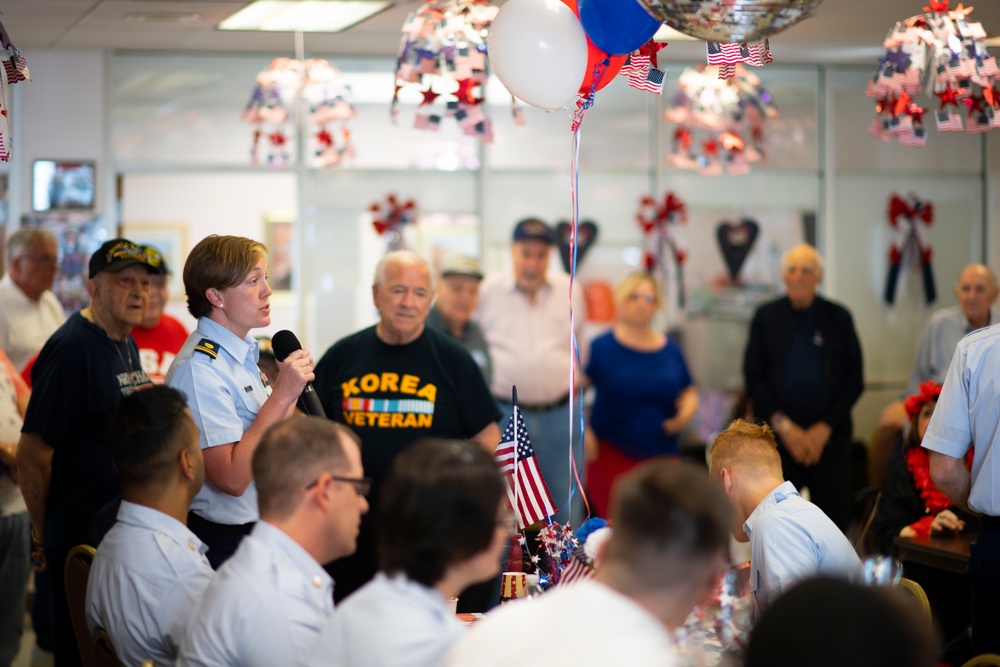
[113,339,138,392]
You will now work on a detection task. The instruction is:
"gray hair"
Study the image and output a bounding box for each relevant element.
[780,243,824,280]
[7,228,57,263]
[373,250,435,291]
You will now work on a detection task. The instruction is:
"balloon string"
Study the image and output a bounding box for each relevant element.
[567,120,590,523]
[571,57,608,132]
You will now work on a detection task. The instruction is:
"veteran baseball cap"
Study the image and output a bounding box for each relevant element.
[441,254,483,280]
[89,238,164,278]
[512,218,554,245]
[143,245,171,275]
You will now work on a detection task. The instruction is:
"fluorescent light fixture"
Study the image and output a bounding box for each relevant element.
[653,24,703,43]
[219,0,392,33]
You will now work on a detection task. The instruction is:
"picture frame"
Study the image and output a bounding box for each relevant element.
[121,221,188,300]
[264,209,295,293]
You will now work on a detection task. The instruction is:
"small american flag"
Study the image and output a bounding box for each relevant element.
[559,543,595,585]
[707,42,743,66]
[413,113,441,131]
[979,57,1000,77]
[868,116,887,140]
[620,53,649,76]
[898,127,927,147]
[0,133,8,162]
[456,103,485,130]
[495,394,557,529]
[966,113,991,134]
[628,67,665,95]
[3,56,28,85]
[936,109,964,131]
[396,62,419,83]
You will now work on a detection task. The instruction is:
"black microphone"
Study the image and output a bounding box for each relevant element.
[271,330,326,418]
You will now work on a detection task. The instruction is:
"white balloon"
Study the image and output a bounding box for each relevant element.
[487,0,589,111]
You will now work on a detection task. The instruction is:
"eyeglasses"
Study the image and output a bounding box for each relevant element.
[17,255,60,266]
[627,293,656,304]
[306,473,372,497]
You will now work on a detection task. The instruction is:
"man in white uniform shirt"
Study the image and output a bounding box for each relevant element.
[0,228,65,372]
[177,417,369,667]
[86,385,212,667]
[708,419,861,614]
[925,321,1000,655]
[477,218,586,525]
[446,460,731,667]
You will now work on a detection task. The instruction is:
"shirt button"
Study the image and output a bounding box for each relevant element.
[312,576,322,588]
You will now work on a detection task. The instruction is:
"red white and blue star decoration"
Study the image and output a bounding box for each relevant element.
[664,64,778,176]
[393,0,499,143]
[0,16,30,162]
[242,58,355,167]
[369,193,417,251]
[867,1,1000,144]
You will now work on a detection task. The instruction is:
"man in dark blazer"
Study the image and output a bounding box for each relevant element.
[743,243,863,532]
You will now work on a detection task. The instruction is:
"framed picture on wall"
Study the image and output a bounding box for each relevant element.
[122,221,188,300]
[264,209,295,293]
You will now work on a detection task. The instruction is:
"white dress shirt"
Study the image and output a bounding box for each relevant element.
[306,572,464,667]
[445,579,679,667]
[86,501,213,667]
[744,481,862,613]
[922,323,1000,515]
[0,275,66,371]
[177,521,334,667]
[477,271,586,405]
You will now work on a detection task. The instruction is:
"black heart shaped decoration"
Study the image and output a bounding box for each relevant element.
[555,220,599,273]
[716,218,760,283]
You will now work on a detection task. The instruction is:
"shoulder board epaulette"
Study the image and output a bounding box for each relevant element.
[194,338,219,360]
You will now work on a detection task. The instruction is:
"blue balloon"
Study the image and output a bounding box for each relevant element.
[578,0,662,56]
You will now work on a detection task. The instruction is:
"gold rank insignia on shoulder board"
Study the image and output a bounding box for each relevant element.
[194,338,219,359]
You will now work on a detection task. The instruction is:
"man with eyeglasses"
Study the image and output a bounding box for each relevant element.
[178,417,369,667]
[0,228,65,372]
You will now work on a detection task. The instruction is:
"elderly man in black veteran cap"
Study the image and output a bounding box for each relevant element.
[17,238,161,667]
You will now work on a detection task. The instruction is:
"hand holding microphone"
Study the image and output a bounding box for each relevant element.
[271,330,325,418]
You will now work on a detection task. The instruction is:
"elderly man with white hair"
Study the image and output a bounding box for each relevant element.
[313,250,501,606]
[742,243,864,532]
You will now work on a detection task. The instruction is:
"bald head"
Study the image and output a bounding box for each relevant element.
[955,263,999,329]
[781,244,823,310]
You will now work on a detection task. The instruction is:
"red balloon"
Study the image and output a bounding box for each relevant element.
[559,0,625,95]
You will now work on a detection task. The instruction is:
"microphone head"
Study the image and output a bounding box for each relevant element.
[271,330,302,362]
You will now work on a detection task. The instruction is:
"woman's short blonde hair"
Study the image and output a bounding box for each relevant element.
[614,271,662,311]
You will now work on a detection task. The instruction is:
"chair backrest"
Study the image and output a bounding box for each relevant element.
[961,655,1000,667]
[896,577,932,621]
[64,544,97,667]
[92,628,125,667]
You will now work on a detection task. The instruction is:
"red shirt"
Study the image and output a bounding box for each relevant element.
[131,314,189,384]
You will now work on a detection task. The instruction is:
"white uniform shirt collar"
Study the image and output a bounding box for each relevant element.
[253,521,334,604]
[115,500,209,556]
[197,316,259,365]
[743,480,800,539]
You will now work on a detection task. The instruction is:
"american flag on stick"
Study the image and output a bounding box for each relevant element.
[495,386,557,529]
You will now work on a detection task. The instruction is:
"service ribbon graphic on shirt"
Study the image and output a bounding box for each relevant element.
[340,372,437,428]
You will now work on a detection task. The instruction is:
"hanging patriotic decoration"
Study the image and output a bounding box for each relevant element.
[494,386,558,530]
[706,40,773,80]
[867,1,1000,144]
[0,17,30,162]
[637,192,688,307]
[559,517,610,585]
[664,64,778,176]
[369,194,417,252]
[884,192,936,305]
[242,58,354,167]
[393,0,499,143]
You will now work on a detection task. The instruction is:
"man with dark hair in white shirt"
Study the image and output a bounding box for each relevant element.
[86,385,212,667]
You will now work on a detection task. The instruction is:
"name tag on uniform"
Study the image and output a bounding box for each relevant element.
[244,385,253,393]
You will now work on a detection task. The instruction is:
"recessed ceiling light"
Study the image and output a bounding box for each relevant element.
[653,25,702,43]
[219,0,392,33]
[124,12,202,23]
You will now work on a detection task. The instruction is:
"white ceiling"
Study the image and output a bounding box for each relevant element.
[3,0,1000,65]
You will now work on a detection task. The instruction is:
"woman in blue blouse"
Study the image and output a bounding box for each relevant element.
[585,272,698,517]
